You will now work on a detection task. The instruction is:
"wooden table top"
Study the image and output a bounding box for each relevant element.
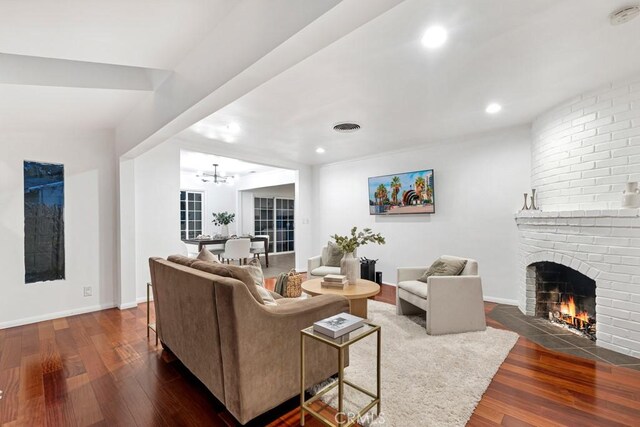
[301,278,380,299]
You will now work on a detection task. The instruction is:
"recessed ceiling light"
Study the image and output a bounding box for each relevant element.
[421,26,448,49]
[316,147,326,154]
[485,103,502,114]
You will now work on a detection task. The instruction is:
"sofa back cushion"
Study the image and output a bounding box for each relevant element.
[168,254,197,267]
[191,260,265,305]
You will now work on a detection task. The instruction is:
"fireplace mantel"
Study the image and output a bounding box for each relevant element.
[515,208,640,220]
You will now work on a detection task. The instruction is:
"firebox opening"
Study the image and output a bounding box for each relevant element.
[530,261,596,340]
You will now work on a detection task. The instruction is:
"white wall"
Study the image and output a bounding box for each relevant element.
[532,74,640,211]
[312,126,531,304]
[133,140,181,301]
[180,172,239,236]
[0,130,117,327]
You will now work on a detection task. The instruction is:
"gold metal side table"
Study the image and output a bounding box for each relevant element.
[300,323,381,427]
[147,282,158,345]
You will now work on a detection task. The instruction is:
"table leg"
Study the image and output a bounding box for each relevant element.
[146,283,150,339]
[199,242,204,252]
[338,347,345,426]
[349,298,368,319]
[377,328,381,415]
[265,246,269,267]
[300,333,305,426]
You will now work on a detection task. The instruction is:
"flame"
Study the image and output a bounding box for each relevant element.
[559,296,590,324]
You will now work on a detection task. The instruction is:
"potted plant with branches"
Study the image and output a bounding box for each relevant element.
[212,212,235,237]
[331,227,385,284]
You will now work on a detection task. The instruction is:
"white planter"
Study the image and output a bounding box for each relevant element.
[340,252,360,285]
[221,224,229,237]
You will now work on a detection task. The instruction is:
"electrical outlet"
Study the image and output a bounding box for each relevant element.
[83,286,92,297]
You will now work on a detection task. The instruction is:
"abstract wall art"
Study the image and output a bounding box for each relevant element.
[368,169,435,215]
[24,161,65,283]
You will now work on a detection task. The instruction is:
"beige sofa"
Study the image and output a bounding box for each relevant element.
[149,255,349,424]
[396,255,486,335]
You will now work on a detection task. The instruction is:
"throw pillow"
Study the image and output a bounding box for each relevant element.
[418,258,468,283]
[241,258,264,288]
[256,286,277,306]
[325,241,344,267]
[190,261,265,304]
[167,254,197,267]
[196,247,220,264]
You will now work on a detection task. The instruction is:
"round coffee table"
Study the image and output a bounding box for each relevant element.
[301,278,380,319]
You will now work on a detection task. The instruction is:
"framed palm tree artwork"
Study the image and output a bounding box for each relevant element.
[368,169,434,215]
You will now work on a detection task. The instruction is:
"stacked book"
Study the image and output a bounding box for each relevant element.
[313,312,365,338]
[321,274,348,288]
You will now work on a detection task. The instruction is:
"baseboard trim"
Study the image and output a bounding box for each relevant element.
[483,296,519,306]
[136,296,152,304]
[118,302,139,310]
[0,302,116,330]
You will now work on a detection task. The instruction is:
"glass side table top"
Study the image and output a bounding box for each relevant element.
[301,323,379,349]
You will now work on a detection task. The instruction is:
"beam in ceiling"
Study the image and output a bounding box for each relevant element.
[0,53,170,91]
[115,0,405,158]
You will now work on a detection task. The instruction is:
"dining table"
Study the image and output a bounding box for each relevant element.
[182,236,270,267]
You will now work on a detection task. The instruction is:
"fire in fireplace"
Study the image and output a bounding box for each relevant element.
[530,262,596,340]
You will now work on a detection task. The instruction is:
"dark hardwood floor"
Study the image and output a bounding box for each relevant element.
[1,283,639,426]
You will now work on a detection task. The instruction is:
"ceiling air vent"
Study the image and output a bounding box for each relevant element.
[610,5,640,25]
[333,122,361,133]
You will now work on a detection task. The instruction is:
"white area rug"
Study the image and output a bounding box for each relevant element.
[318,300,518,427]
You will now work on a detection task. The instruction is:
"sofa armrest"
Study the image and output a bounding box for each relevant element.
[308,255,322,274]
[214,281,349,424]
[397,267,427,283]
[426,275,486,335]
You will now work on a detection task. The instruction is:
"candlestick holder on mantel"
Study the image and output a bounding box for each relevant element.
[520,189,539,211]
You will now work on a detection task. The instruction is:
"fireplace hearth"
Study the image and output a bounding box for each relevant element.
[531,261,596,340]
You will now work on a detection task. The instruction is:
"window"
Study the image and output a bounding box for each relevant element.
[254,197,294,253]
[180,191,203,239]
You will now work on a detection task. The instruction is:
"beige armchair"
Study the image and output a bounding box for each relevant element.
[396,255,486,335]
[307,246,342,278]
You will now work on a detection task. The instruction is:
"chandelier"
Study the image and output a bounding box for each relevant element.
[197,164,234,185]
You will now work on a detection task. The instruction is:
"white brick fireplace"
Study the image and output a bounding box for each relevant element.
[516,75,640,357]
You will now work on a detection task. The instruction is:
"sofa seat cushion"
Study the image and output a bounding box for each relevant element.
[190,260,265,304]
[311,266,342,277]
[397,280,428,299]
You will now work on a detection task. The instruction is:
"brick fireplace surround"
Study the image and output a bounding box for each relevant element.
[516,75,640,357]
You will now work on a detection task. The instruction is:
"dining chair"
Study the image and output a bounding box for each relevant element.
[221,238,251,265]
[206,243,225,260]
[250,235,270,265]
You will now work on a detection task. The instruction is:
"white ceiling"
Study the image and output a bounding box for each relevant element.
[0,0,232,131]
[180,150,280,176]
[0,0,231,69]
[183,0,640,164]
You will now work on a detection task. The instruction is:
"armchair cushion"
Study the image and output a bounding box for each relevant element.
[311,266,342,277]
[417,257,467,283]
[325,242,343,267]
[397,280,428,299]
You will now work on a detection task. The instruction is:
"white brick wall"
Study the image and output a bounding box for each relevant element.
[516,209,640,357]
[532,76,640,211]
